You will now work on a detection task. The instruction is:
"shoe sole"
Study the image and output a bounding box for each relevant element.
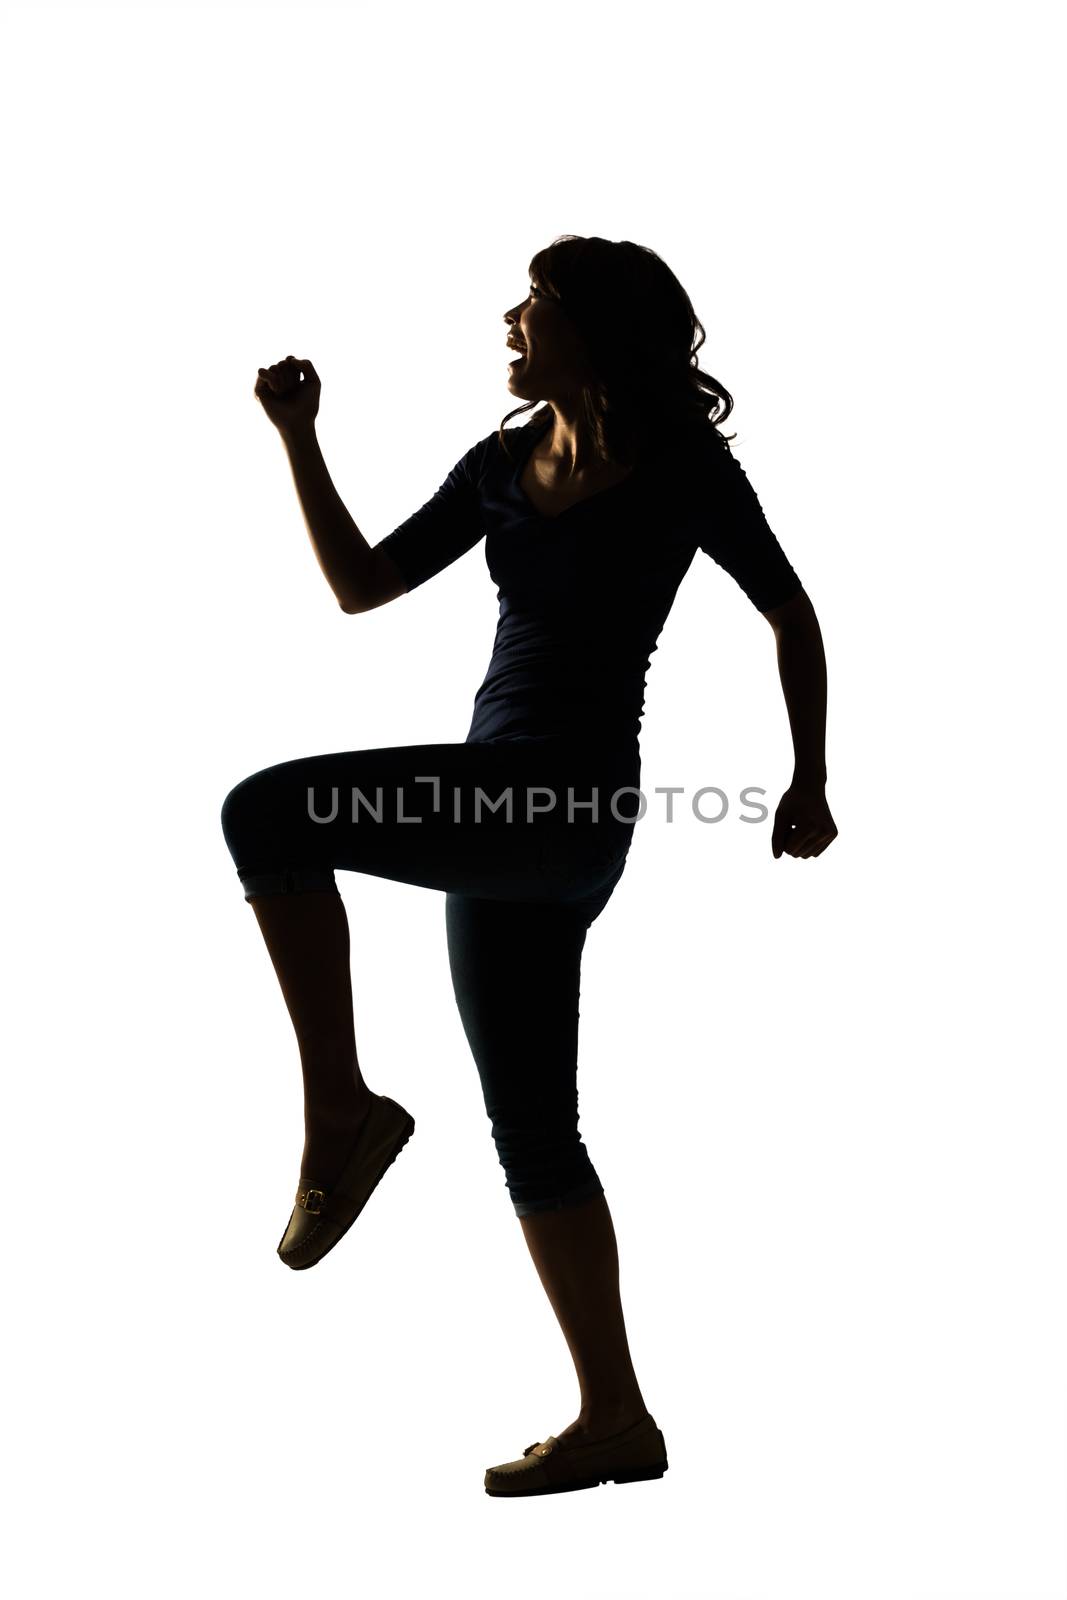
[485,1460,668,1496]
[279,1110,415,1271]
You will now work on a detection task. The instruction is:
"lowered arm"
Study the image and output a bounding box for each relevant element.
[761,588,827,787]
[761,588,838,857]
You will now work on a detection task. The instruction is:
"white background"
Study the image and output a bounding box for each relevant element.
[3,2,1063,1596]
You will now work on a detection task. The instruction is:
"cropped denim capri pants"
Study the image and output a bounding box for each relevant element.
[219,735,639,1217]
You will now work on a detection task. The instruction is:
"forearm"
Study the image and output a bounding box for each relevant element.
[279,423,374,611]
[773,602,828,786]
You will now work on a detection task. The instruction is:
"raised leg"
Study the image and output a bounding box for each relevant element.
[247,887,373,1183]
[219,739,598,1205]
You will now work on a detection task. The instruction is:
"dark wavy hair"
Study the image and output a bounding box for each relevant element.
[498,234,737,468]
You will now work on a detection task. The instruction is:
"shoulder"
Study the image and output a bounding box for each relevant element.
[649,416,728,463]
[667,419,733,464]
[650,420,736,501]
[447,427,503,493]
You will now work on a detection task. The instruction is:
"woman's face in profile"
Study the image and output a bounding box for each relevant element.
[503,280,593,397]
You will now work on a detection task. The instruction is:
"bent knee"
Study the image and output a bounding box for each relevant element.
[220,767,280,853]
[220,773,253,842]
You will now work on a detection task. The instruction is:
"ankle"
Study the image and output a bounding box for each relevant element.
[298,1050,370,1101]
[578,1394,647,1429]
[304,1088,373,1127]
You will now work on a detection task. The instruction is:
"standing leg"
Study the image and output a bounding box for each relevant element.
[446,891,650,1441]
[519,1195,649,1440]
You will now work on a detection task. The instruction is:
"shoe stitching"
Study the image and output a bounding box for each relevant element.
[280,1216,330,1256]
[487,1459,666,1491]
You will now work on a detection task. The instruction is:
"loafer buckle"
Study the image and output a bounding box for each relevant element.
[297,1185,326,1214]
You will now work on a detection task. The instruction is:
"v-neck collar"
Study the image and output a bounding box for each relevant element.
[510,413,639,523]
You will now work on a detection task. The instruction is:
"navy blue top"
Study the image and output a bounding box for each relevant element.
[375,409,802,759]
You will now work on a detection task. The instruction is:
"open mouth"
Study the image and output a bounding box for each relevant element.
[507,338,527,367]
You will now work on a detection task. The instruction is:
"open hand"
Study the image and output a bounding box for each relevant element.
[254,356,321,436]
[771,783,838,859]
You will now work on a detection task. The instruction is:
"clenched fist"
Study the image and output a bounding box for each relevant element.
[771,782,838,859]
[254,355,321,436]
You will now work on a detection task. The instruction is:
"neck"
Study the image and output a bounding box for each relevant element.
[537,403,606,476]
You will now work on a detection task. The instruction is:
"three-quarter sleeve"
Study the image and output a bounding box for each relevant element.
[374,435,490,593]
[688,437,803,613]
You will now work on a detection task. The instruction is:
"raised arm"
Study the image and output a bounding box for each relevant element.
[281,423,407,614]
[256,355,490,612]
[255,355,406,613]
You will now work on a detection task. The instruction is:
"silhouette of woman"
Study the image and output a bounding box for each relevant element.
[220,234,837,1496]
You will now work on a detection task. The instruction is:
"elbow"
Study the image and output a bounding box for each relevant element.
[763,586,813,632]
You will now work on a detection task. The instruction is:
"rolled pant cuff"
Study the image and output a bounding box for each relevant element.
[510,1176,605,1218]
[239,866,339,899]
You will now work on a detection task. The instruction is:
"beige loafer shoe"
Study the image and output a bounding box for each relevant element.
[484,1413,668,1497]
[277,1092,415,1271]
